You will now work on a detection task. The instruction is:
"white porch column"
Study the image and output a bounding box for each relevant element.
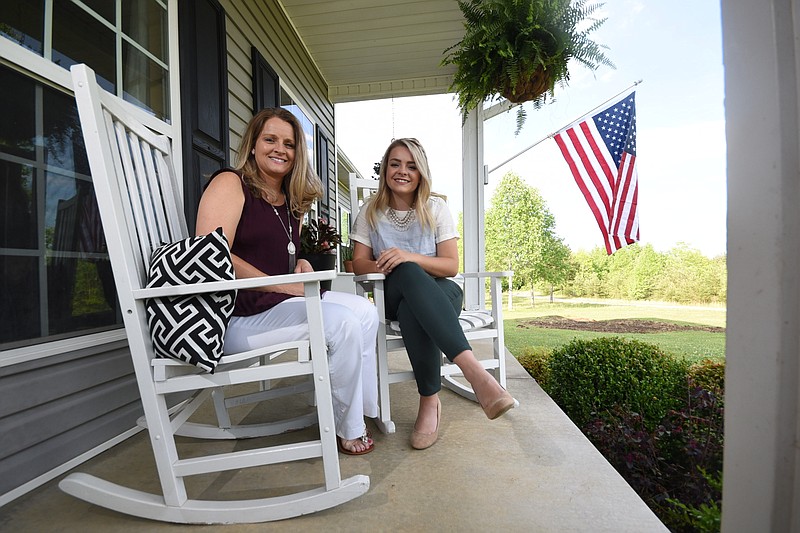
[721,0,800,531]
[462,107,485,310]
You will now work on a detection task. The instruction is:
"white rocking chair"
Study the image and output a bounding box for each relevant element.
[348,173,514,434]
[58,64,368,524]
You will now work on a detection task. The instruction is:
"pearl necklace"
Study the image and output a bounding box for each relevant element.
[386,205,416,231]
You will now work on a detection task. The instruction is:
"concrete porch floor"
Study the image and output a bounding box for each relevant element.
[0,342,667,532]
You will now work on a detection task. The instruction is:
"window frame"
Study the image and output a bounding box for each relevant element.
[279,85,321,218]
[0,0,182,362]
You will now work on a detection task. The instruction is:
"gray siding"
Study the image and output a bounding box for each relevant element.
[0,340,140,497]
[222,0,337,218]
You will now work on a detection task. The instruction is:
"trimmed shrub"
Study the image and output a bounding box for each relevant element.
[688,359,725,394]
[547,337,689,428]
[515,346,552,390]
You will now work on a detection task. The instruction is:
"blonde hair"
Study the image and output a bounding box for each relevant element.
[364,138,436,230]
[233,108,322,218]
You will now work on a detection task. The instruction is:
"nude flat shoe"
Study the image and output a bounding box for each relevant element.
[410,398,441,450]
[478,386,516,420]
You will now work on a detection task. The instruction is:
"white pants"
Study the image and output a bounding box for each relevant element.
[223,290,379,441]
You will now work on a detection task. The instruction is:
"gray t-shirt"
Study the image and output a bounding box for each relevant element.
[351,196,459,258]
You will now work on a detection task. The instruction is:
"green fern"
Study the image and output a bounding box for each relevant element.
[442,0,615,129]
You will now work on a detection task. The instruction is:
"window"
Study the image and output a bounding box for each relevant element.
[280,93,320,218]
[2,0,170,120]
[339,209,350,243]
[0,0,171,348]
[280,93,315,171]
[0,63,119,348]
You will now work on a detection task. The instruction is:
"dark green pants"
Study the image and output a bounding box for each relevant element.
[384,262,471,396]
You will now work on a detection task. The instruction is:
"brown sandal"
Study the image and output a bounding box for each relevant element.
[338,433,374,455]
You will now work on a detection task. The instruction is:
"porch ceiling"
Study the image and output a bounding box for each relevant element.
[277,0,465,103]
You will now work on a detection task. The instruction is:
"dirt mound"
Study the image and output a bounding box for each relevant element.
[516,316,725,334]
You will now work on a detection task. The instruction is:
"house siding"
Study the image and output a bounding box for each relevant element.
[0,39,147,504]
[0,340,139,499]
[221,0,337,220]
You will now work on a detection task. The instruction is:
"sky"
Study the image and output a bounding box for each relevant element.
[335,1,726,258]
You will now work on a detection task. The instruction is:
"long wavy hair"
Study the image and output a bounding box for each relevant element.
[363,138,436,230]
[233,107,322,218]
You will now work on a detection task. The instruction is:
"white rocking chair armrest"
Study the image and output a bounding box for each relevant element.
[354,272,510,283]
[353,273,386,294]
[132,271,336,299]
[352,273,386,283]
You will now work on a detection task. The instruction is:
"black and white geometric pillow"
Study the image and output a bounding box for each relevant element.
[145,227,236,373]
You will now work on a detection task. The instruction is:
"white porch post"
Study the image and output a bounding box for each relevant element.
[721,0,800,531]
[462,108,485,310]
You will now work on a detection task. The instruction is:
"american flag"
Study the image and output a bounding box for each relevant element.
[553,92,639,254]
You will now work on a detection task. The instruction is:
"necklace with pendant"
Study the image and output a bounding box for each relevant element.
[270,199,296,271]
[387,204,416,231]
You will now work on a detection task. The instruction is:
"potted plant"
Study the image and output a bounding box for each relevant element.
[340,244,354,273]
[442,0,614,131]
[300,218,342,286]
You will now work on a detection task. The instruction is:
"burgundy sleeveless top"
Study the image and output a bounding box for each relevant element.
[208,169,301,316]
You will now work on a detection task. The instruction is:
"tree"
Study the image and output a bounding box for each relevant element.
[564,243,727,303]
[485,172,570,295]
[567,247,611,297]
[536,211,573,300]
[602,244,665,300]
[654,243,726,303]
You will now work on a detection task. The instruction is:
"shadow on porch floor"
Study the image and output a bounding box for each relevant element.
[0,341,667,532]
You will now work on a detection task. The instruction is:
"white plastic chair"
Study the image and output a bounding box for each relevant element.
[58,64,368,524]
[347,173,514,434]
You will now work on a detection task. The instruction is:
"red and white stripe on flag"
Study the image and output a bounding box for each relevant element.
[553,91,639,254]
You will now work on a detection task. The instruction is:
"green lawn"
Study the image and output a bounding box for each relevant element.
[499,296,726,364]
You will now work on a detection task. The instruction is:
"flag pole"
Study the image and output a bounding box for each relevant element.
[487,79,643,175]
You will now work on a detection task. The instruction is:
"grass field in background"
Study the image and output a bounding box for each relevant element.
[498,294,726,364]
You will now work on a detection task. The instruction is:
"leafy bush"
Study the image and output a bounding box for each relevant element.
[657,387,724,502]
[547,337,689,428]
[584,407,665,499]
[584,386,724,533]
[666,470,722,533]
[688,359,725,394]
[514,335,724,531]
[515,346,552,389]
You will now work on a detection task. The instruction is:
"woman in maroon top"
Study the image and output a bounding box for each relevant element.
[196,108,378,455]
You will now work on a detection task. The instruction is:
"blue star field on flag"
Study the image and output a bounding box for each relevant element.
[592,93,637,168]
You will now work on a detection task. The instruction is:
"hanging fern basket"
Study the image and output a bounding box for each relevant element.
[499,66,553,104]
[442,0,615,131]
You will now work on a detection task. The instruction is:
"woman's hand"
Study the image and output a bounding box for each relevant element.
[377,239,459,278]
[295,258,313,273]
[376,247,414,274]
[275,259,315,297]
